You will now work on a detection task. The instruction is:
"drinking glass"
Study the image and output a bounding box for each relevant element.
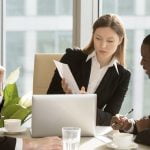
[62,127,81,150]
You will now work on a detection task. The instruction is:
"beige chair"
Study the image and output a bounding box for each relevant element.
[33,53,62,94]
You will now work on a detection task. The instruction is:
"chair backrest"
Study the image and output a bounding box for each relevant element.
[33,53,62,94]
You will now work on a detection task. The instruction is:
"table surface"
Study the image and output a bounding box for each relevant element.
[0,126,150,150]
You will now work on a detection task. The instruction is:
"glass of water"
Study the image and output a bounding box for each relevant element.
[62,127,81,150]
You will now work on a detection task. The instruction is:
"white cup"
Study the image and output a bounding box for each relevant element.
[113,133,133,148]
[62,127,81,150]
[4,119,21,132]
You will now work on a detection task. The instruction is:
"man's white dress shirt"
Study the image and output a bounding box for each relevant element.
[15,138,23,150]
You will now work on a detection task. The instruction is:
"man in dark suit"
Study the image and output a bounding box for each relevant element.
[0,68,62,150]
[111,34,150,146]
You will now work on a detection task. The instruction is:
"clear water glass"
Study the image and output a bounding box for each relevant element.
[62,127,81,150]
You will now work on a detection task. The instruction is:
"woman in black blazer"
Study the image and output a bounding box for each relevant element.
[47,14,131,125]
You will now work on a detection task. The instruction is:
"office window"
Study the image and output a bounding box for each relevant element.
[146,0,150,15]
[3,0,73,95]
[100,0,150,118]
[57,0,72,15]
[102,0,134,15]
[37,31,55,52]
[58,31,72,53]
[37,31,72,53]
[122,30,134,111]
[6,32,25,72]
[118,0,134,15]
[6,0,25,16]
[6,31,25,94]
[37,0,72,16]
[37,0,55,15]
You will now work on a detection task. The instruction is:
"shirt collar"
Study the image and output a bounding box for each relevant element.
[86,51,119,75]
[108,57,119,75]
[86,51,95,62]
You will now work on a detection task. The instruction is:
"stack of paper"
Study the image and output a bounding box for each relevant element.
[54,60,80,94]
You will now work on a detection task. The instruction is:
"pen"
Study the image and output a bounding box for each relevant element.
[124,108,134,117]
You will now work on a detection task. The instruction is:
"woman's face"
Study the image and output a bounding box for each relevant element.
[93,27,121,61]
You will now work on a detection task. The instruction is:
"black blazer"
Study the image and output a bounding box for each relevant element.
[0,136,16,150]
[47,48,131,125]
[0,99,16,149]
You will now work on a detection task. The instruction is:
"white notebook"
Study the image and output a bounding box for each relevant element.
[54,60,80,94]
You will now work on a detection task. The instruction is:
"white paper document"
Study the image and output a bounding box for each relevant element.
[95,126,112,136]
[95,126,113,143]
[54,60,80,94]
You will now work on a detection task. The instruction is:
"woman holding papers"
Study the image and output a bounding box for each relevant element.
[47,14,131,125]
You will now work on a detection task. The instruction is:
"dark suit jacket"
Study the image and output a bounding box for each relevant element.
[134,116,150,145]
[0,136,16,150]
[47,48,131,125]
[0,98,16,150]
[135,115,150,133]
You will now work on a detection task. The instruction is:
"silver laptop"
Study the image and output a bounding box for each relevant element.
[32,94,97,137]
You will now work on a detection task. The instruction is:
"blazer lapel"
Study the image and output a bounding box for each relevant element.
[81,59,91,90]
[95,66,118,93]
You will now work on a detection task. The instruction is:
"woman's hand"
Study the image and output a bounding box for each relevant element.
[61,79,87,94]
[61,78,72,94]
[79,86,86,94]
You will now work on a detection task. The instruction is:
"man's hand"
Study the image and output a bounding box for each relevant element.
[23,136,62,150]
[111,114,133,131]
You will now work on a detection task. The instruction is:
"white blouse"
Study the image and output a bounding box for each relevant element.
[86,51,119,93]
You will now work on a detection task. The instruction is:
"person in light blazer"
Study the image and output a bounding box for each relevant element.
[47,14,131,126]
[111,34,150,146]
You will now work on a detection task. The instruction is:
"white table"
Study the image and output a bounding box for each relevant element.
[0,126,150,150]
